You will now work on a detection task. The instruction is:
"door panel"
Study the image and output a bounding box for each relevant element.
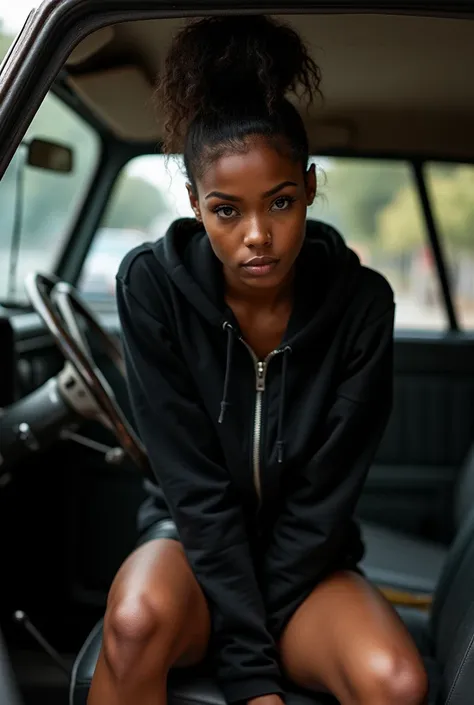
[359,335,474,543]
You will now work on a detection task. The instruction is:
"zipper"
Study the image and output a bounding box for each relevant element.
[239,339,281,506]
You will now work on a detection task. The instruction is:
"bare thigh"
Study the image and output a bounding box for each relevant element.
[279,570,428,705]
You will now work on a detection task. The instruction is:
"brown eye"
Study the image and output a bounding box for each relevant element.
[271,196,294,212]
[215,205,238,219]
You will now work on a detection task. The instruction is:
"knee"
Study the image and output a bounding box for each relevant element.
[103,592,175,681]
[361,650,428,705]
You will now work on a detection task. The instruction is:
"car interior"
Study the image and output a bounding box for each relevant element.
[1,5,474,705]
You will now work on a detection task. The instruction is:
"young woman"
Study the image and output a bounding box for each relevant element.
[88,16,428,705]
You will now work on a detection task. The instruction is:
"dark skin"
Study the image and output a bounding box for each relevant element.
[187,137,316,358]
[88,137,428,705]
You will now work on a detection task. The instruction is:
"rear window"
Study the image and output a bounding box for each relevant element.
[425,163,474,329]
[309,158,446,330]
[80,155,447,331]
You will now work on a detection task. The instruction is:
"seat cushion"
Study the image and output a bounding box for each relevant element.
[70,613,440,705]
[70,620,338,705]
[360,521,448,594]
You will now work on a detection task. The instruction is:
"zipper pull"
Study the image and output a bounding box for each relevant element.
[256,361,266,392]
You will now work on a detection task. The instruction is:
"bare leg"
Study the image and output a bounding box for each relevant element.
[88,539,210,705]
[279,570,428,705]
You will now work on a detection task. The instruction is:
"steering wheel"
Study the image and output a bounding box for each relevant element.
[24,272,151,477]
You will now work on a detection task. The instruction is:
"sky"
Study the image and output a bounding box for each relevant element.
[1,1,37,33]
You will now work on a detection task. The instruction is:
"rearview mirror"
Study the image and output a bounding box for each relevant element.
[27,138,74,174]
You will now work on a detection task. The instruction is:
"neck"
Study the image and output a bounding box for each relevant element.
[224,266,295,310]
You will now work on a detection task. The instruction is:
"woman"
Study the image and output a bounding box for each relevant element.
[88,15,428,705]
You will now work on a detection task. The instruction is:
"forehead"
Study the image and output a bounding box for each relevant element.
[197,139,303,195]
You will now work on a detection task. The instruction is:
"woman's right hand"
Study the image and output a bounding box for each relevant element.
[248,694,285,705]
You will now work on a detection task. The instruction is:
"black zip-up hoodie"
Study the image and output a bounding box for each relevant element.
[116,217,394,704]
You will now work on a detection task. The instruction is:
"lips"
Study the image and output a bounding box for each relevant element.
[242,256,278,267]
[241,256,279,277]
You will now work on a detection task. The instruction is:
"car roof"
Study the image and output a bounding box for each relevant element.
[61,12,474,157]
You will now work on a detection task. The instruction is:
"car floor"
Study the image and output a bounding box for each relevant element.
[10,649,75,705]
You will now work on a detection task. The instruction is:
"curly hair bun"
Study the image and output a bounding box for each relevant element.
[157,15,321,153]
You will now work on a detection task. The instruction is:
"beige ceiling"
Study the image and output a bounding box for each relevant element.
[65,13,474,156]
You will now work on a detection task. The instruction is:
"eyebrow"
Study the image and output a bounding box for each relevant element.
[205,181,298,201]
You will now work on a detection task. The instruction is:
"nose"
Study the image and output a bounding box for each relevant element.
[243,216,272,249]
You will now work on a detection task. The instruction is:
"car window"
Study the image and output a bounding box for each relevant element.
[78,155,192,306]
[81,155,446,330]
[425,163,474,329]
[0,91,100,304]
[309,158,446,331]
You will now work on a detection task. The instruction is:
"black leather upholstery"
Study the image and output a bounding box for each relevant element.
[361,445,474,594]
[360,522,447,594]
[429,508,474,705]
[70,507,474,705]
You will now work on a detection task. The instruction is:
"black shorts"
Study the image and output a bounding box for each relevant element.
[136,518,180,547]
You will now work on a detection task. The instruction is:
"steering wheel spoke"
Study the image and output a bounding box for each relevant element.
[24,272,151,478]
[58,362,113,429]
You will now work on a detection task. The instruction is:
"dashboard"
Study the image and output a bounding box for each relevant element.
[0,314,14,408]
[0,307,63,409]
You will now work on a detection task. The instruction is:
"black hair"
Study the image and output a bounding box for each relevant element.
[156,16,322,191]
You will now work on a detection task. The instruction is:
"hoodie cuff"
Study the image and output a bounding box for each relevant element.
[221,677,284,704]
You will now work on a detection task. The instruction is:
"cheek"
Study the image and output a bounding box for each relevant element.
[274,208,307,245]
[202,220,237,262]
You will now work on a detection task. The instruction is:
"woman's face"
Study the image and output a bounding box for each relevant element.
[188,137,316,292]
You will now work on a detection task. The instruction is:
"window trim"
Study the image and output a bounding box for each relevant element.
[412,161,458,331]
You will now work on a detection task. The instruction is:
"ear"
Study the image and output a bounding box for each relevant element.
[186,183,202,221]
[305,163,317,206]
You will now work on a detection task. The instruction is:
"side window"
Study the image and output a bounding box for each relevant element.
[79,155,192,308]
[309,158,447,330]
[426,163,474,329]
[0,92,100,303]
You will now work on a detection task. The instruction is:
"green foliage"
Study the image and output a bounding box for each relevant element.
[377,183,424,253]
[428,166,474,251]
[309,159,407,241]
[378,165,474,254]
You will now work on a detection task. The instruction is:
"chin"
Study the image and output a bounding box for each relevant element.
[240,271,288,288]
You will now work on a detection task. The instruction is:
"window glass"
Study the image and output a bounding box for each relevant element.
[79,156,192,307]
[309,158,446,330]
[0,92,100,303]
[425,163,474,328]
[81,155,447,330]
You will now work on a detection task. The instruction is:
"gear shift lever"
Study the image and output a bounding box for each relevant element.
[12,611,71,676]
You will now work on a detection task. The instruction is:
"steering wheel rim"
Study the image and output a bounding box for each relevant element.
[24,272,151,478]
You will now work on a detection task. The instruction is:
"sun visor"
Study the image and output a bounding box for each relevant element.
[67,27,115,66]
[67,67,160,142]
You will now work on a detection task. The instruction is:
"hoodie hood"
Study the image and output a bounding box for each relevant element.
[155,216,362,349]
[151,217,363,464]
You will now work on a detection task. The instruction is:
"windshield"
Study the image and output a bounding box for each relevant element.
[0,91,100,304]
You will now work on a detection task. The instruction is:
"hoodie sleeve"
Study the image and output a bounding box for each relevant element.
[262,304,394,637]
[115,272,283,704]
